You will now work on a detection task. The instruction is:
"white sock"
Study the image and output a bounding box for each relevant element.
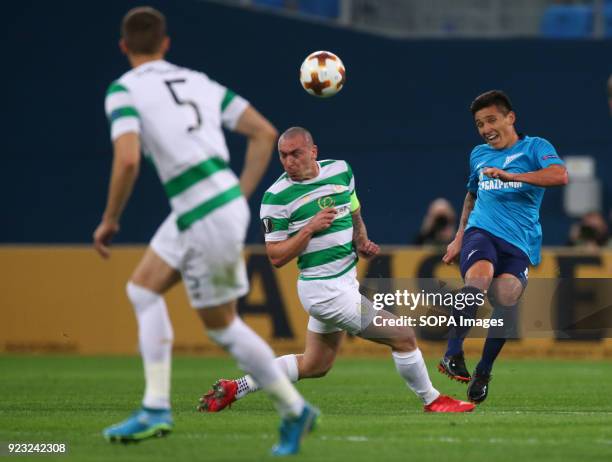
[236,354,299,399]
[127,282,173,410]
[207,318,304,418]
[392,348,440,405]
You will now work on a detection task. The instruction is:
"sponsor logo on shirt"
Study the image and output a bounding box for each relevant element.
[335,205,350,219]
[479,179,523,191]
[541,154,558,160]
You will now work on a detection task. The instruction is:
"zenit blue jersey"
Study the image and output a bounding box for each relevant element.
[465,136,564,266]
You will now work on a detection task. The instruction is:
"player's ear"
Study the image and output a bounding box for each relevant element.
[160,36,170,55]
[311,144,318,159]
[119,38,128,55]
[507,111,516,125]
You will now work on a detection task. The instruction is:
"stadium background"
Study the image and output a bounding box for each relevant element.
[2,2,612,461]
[2,0,612,355]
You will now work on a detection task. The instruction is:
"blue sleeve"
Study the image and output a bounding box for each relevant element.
[466,149,479,193]
[534,138,564,169]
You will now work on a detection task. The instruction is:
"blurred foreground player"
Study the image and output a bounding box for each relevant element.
[440,90,568,403]
[93,7,317,455]
[198,127,475,414]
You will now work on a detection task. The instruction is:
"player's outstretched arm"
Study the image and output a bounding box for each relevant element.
[93,133,141,258]
[233,106,278,200]
[483,164,568,187]
[266,208,336,268]
[443,191,476,264]
[351,208,380,259]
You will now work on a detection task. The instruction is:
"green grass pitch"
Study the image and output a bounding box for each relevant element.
[1,356,611,461]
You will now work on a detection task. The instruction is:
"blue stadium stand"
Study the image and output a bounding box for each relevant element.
[252,0,339,19]
[605,4,612,37]
[298,0,339,19]
[253,0,285,8]
[540,5,593,38]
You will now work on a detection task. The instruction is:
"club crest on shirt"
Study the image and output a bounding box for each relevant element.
[261,217,274,234]
[317,196,336,209]
[502,152,524,168]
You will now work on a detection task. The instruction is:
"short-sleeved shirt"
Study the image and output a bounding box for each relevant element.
[260,160,357,280]
[466,135,564,265]
[104,59,249,231]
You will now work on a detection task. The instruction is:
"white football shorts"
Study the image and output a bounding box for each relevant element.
[297,267,376,335]
[151,197,250,308]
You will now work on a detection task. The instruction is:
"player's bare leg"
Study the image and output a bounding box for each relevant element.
[358,307,475,413]
[490,273,523,307]
[464,260,495,291]
[199,329,344,411]
[131,247,182,293]
[104,248,180,442]
[296,330,345,378]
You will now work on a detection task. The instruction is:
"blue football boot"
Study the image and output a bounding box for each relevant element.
[271,403,319,456]
[103,407,173,443]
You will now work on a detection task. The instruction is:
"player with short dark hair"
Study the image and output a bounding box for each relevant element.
[439,90,568,404]
[121,6,166,55]
[94,7,317,455]
[469,89,513,116]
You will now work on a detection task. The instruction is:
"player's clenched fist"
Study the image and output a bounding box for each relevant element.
[483,167,515,182]
[306,207,337,233]
[93,220,119,259]
[357,239,380,259]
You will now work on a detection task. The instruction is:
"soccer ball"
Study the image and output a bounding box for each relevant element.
[299,51,346,98]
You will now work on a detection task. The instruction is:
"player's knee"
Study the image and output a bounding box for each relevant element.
[494,291,521,306]
[465,262,494,291]
[197,302,237,330]
[127,282,174,344]
[126,281,161,308]
[490,284,522,307]
[490,275,524,306]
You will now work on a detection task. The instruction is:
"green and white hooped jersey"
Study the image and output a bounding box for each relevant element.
[104,60,248,231]
[261,160,357,280]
